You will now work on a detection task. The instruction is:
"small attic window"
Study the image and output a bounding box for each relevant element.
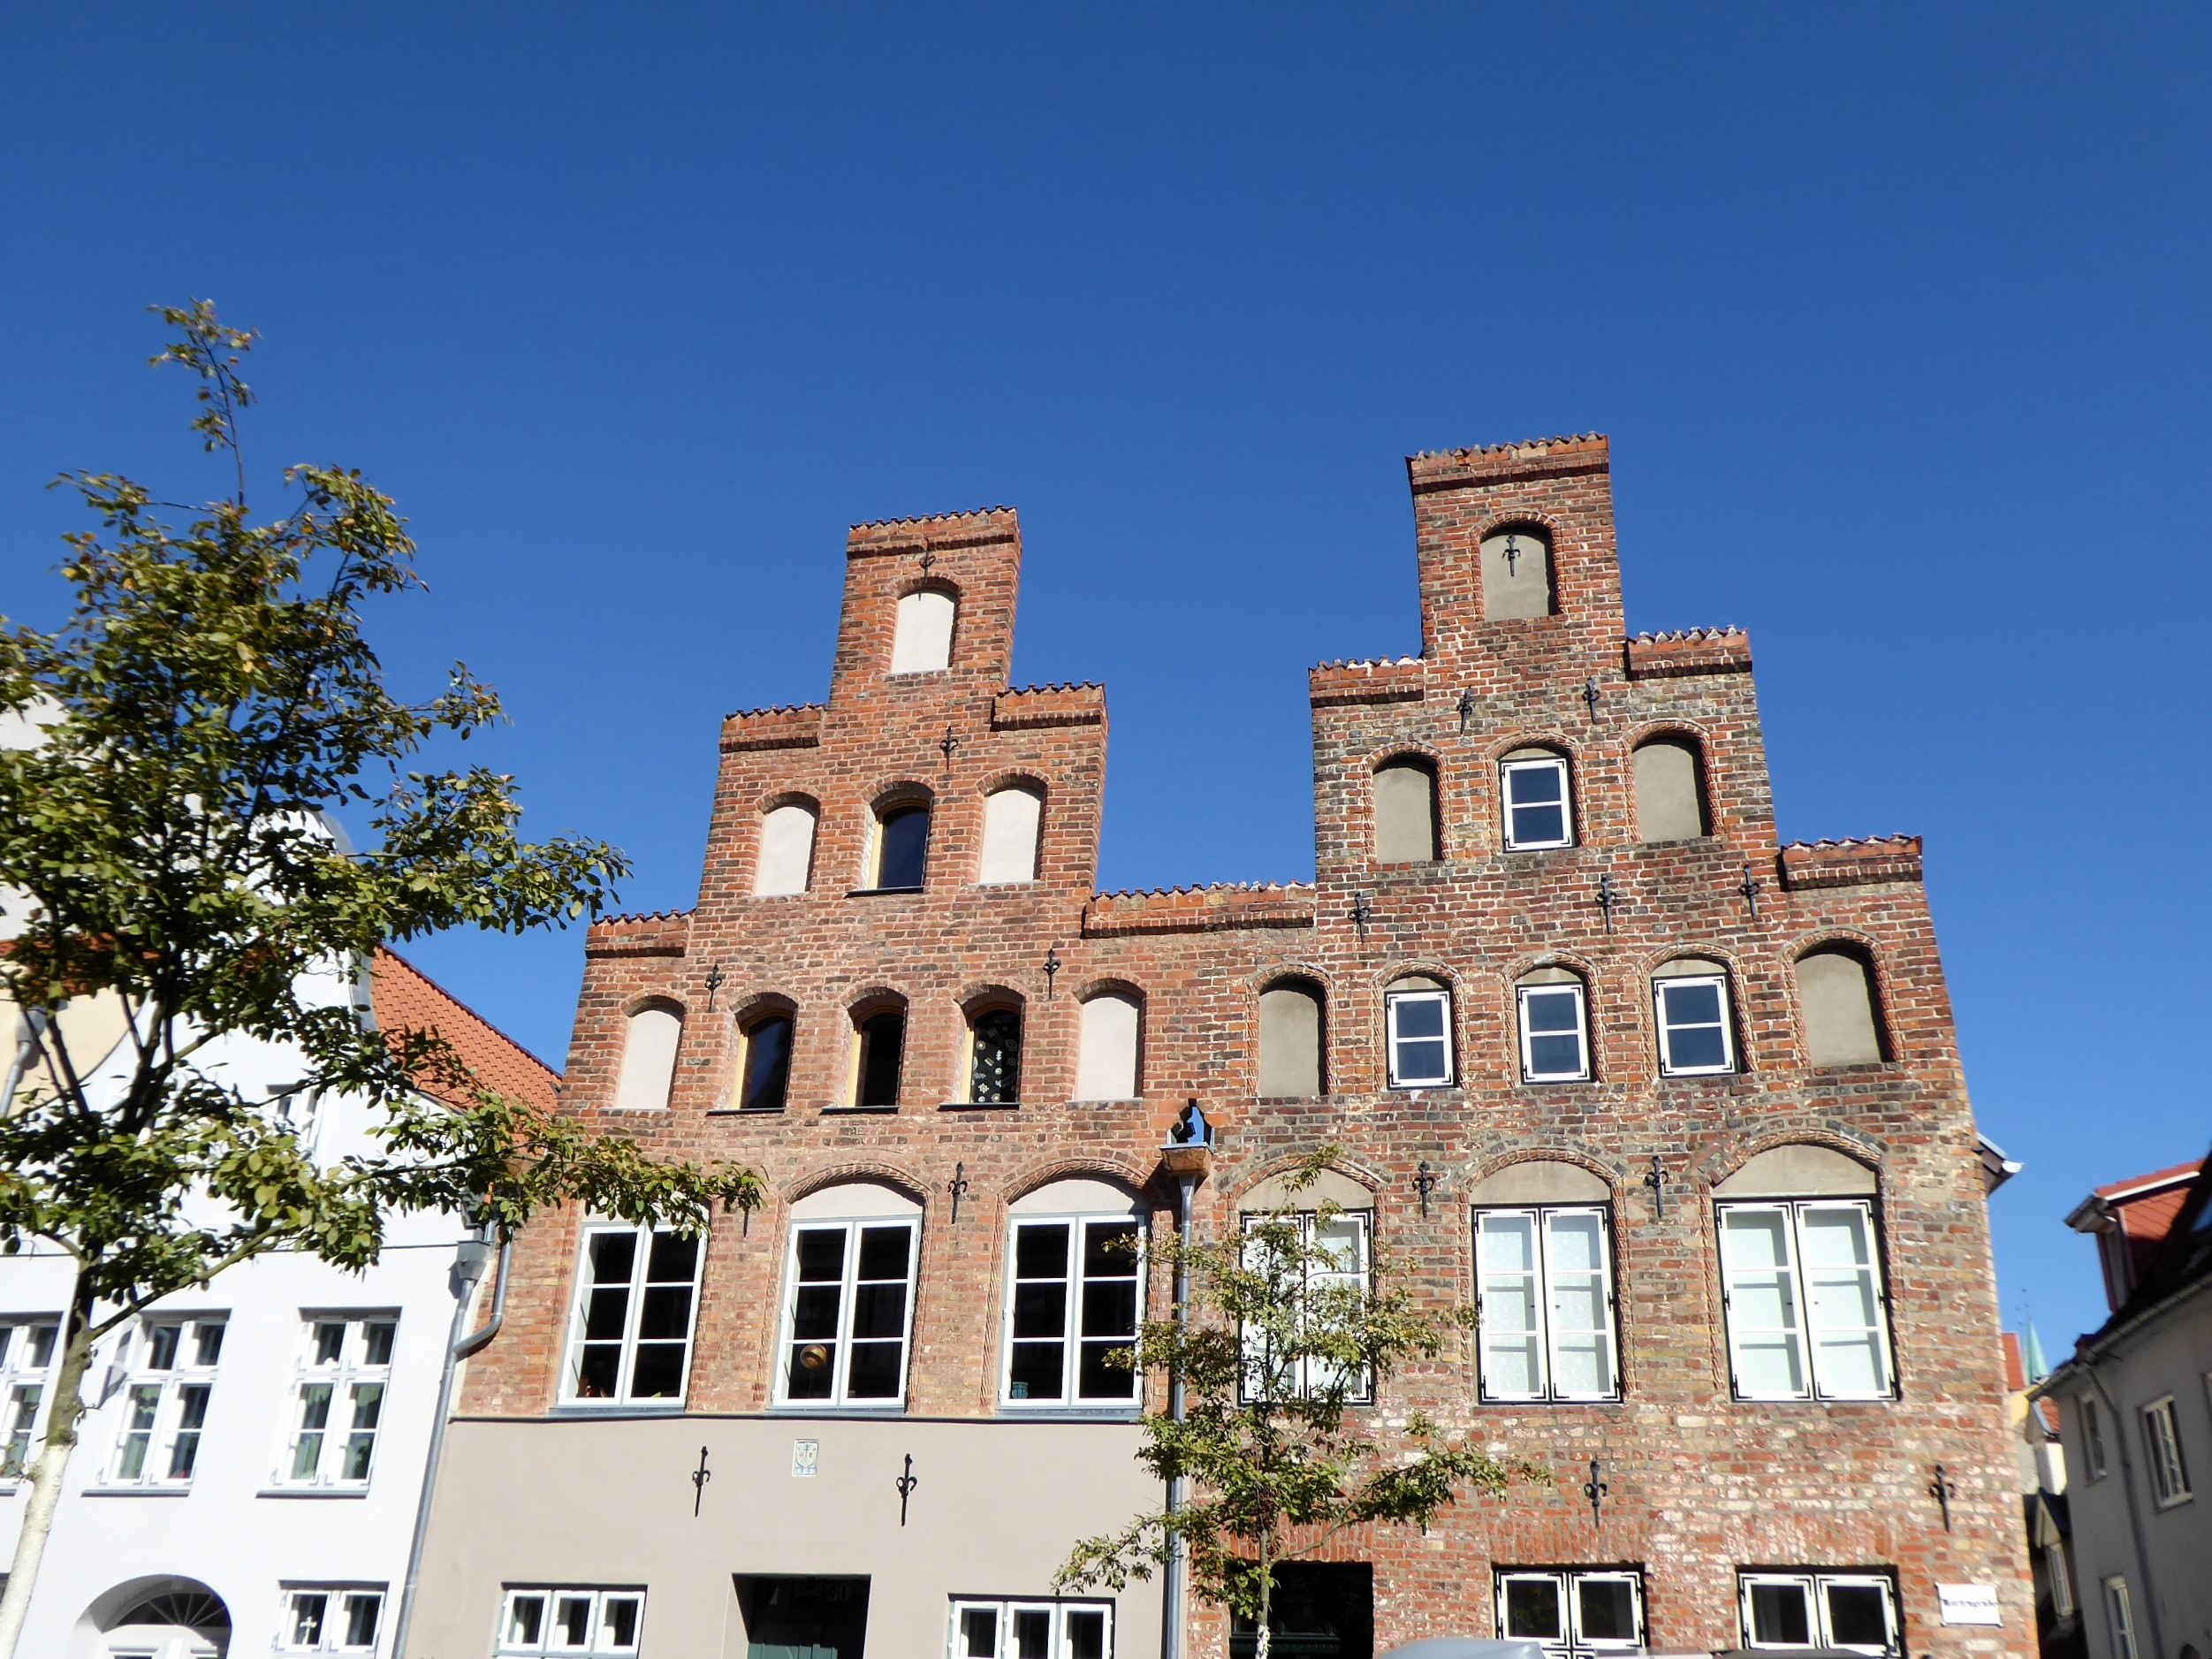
[1480,525,1554,620]
[891,589,957,673]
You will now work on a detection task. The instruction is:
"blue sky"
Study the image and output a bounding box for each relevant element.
[4,4,2207,1353]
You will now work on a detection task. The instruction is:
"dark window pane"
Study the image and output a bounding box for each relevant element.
[1083,1221,1138,1277]
[791,1286,842,1342]
[1066,1610,1107,1659]
[856,1225,912,1282]
[846,1341,903,1397]
[787,1341,836,1397]
[1503,1579,1564,1640]
[1578,1579,1637,1642]
[582,1285,631,1342]
[744,1017,794,1110]
[1514,803,1567,844]
[1825,1585,1889,1648]
[575,1344,621,1398]
[877,807,931,889]
[851,1282,908,1340]
[629,1341,685,1397]
[1395,1038,1449,1083]
[1078,1340,1136,1398]
[1524,988,1582,1033]
[1752,1584,1812,1646]
[1529,1033,1585,1077]
[604,1599,640,1647]
[858,1013,905,1106]
[1666,1027,1729,1070]
[1008,1340,1064,1400]
[1511,765,1564,806]
[1013,1282,1068,1340]
[589,1231,637,1286]
[1017,1223,1071,1280]
[1081,1281,1138,1338]
[647,1231,698,1283]
[636,1285,693,1341]
[969,1008,1022,1104]
[1390,996,1445,1038]
[1012,1610,1052,1659]
[1663,982,1724,1025]
[796,1229,847,1283]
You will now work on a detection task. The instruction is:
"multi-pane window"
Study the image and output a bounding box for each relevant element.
[1501,757,1573,850]
[498,1588,644,1657]
[2079,1394,2109,1478]
[280,1587,385,1654]
[109,1317,224,1485]
[1495,1570,1645,1659]
[1474,1208,1619,1402]
[0,1320,57,1480]
[968,1007,1022,1104]
[1739,1571,1899,1655]
[1004,1216,1142,1406]
[1653,970,1735,1075]
[282,1315,397,1488]
[1384,986,1453,1088]
[2103,1578,2137,1659]
[2142,1396,2192,1506]
[1717,1200,1893,1401]
[561,1227,703,1404]
[1516,983,1591,1083]
[779,1218,919,1406]
[951,1600,1112,1659]
[1239,1211,1372,1403]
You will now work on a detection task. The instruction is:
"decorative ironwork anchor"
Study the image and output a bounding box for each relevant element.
[895,1453,920,1526]
[919,548,936,574]
[1930,1464,1957,1532]
[1456,689,1476,734]
[1416,1161,1440,1218]
[1503,532,1523,575]
[1583,678,1601,722]
[1643,1156,1668,1220]
[703,963,726,1014]
[1352,891,1372,942]
[690,1445,711,1517]
[948,1161,971,1225]
[1043,947,1061,1000]
[1738,860,1762,921]
[1583,1459,1608,1526]
[939,725,959,769]
[1596,871,1620,935]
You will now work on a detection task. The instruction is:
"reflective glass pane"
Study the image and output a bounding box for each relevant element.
[1503,1577,1565,1640]
[1391,995,1446,1038]
[646,1231,699,1284]
[795,1229,847,1283]
[1015,1223,1070,1280]
[1750,1581,1813,1646]
[1824,1583,1890,1649]
[1577,1577,1638,1643]
[960,1607,999,1659]
[856,1226,912,1282]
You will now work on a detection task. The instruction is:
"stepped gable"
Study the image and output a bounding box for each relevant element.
[1779,835,1923,889]
[582,909,693,957]
[721,704,824,751]
[1625,627,1752,679]
[1309,657,1427,707]
[992,682,1105,729]
[845,506,1019,556]
[369,948,561,1113]
[1406,432,1610,489]
[1083,882,1315,937]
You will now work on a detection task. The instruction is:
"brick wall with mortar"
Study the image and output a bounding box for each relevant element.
[461,438,2030,1658]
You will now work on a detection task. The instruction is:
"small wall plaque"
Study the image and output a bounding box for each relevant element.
[1938,1584,2000,1626]
[792,1438,819,1479]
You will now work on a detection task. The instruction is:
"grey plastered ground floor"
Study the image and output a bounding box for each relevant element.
[409,1415,1167,1659]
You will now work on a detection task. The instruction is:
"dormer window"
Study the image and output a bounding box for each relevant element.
[890,589,956,673]
[1501,752,1574,850]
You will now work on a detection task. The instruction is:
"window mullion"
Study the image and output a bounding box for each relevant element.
[617,1228,649,1402]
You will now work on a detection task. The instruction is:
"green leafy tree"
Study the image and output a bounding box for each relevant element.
[0,303,760,1656]
[1056,1153,1542,1659]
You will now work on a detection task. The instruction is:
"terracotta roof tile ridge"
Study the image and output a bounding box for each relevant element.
[2093,1160,2211,1199]
[849,506,1016,533]
[1314,655,1425,671]
[725,701,825,719]
[1094,880,1313,900]
[1408,433,1607,462]
[1780,834,1919,851]
[1630,627,1746,643]
[1004,681,1104,695]
[597,908,697,925]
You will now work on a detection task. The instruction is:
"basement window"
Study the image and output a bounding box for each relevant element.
[953,1600,1113,1659]
[498,1589,644,1657]
[1496,1569,1646,1659]
[1739,1571,1898,1656]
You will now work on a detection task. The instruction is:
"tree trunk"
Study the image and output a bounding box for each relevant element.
[0,1283,94,1659]
[1255,1542,1273,1659]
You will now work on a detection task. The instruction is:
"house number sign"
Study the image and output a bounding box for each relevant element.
[792,1439,819,1479]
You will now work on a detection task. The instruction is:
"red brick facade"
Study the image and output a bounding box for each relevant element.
[461,436,2030,1657]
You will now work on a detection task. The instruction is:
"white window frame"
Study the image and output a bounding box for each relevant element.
[1238,1210,1373,1404]
[1474,1207,1620,1403]
[1738,1571,1899,1655]
[1001,1214,1145,1409]
[2102,1578,2136,1659]
[1494,1569,1646,1657]
[497,1587,645,1657]
[1384,987,1454,1089]
[559,1224,704,1407]
[775,1216,922,1409]
[1717,1200,1894,1402]
[0,1318,58,1482]
[949,1598,1114,1659]
[2141,1396,2192,1506]
[2079,1393,2109,1479]
[1501,756,1574,851]
[2044,1540,2075,1619]
[278,1585,386,1654]
[1653,972,1736,1076]
[106,1316,224,1487]
[278,1314,397,1489]
[1516,983,1591,1083]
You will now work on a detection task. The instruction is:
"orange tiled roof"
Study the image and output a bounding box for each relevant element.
[369,949,561,1114]
[2094,1160,2203,1201]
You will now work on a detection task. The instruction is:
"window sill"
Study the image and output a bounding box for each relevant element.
[257,1485,370,1499]
[939,1100,1021,1112]
[706,1106,788,1117]
[821,1105,899,1116]
[847,887,924,898]
[83,1485,194,1497]
[766,1404,909,1419]
[1729,1394,1898,1406]
[2154,1492,2196,1511]
[1477,1396,1625,1407]
[550,1401,690,1418]
[998,1404,1144,1421]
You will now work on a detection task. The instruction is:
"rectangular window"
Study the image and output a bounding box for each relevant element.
[2045,1541,2075,1619]
[1501,757,1573,850]
[1496,1569,1646,1659]
[2142,1396,2192,1506]
[498,1588,643,1658]
[1239,1211,1372,1404]
[280,1315,397,1488]
[951,1599,1113,1659]
[107,1317,224,1486]
[1475,1208,1619,1402]
[0,1319,58,1480]
[1717,1201,1893,1401]
[1516,984,1590,1083]
[1003,1216,1143,1406]
[1385,989,1453,1088]
[561,1227,703,1405]
[2079,1394,2109,1478]
[1653,973,1735,1075]
[2103,1578,2136,1659]
[1740,1571,1898,1655]
[778,1218,919,1407]
[280,1586,385,1654]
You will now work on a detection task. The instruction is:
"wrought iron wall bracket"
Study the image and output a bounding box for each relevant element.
[1583,1459,1608,1526]
[948,1161,971,1225]
[895,1453,920,1526]
[691,1445,711,1517]
[1643,1156,1668,1220]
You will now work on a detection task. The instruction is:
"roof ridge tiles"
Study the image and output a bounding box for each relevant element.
[725,701,825,719]
[848,506,1016,533]
[1408,433,1607,462]
[1630,627,1746,643]
[1093,880,1314,900]
[1780,834,1919,851]
[595,908,696,925]
[1003,681,1104,695]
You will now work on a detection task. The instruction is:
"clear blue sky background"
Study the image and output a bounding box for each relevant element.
[4,4,2207,1356]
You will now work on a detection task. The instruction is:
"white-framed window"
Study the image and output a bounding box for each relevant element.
[1474,1207,1619,1402]
[778,1217,919,1406]
[1495,1569,1645,1658]
[561,1226,703,1404]
[279,1314,396,1488]
[1238,1210,1372,1403]
[1717,1201,1893,1401]
[0,1318,58,1480]
[1653,970,1736,1075]
[2102,1578,2136,1659]
[1384,986,1453,1088]
[498,1588,644,1657]
[1004,1215,1144,1407]
[2045,1540,2075,1619]
[1501,756,1573,850]
[279,1586,385,1654]
[951,1598,1113,1659]
[271,1085,326,1155]
[108,1316,224,1485]
[1739,1571,1898,1655]
[2142,1396,2192,1505]
[1516,982,1591,1083]
[2079,1393,2109,1479]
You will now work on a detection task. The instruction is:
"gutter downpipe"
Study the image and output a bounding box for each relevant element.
[390,1226,509,1659]
[1163,1168,1198,1659]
